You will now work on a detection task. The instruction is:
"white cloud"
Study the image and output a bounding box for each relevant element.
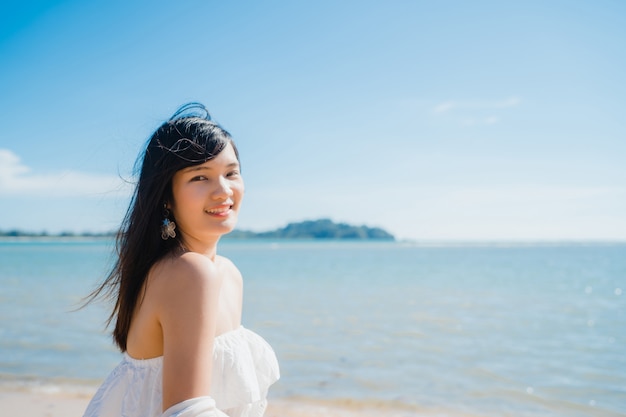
[461,116,500,126]
[0,149,132,197]
[433,96,521,114]
[431,96,520,127]
[433,101,456,113]
[484,115,499,125]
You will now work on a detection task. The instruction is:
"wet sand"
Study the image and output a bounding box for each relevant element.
[0,389,478,417]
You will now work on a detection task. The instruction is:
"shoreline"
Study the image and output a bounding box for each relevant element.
[0,387,480,417]
[2,235,626,246]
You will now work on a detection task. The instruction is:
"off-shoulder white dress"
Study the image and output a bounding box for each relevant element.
[83,326,280,417]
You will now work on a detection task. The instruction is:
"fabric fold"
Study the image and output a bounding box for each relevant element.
[211,327,280,410]
[162,396,229,417]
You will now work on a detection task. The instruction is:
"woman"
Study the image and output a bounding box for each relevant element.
[83,103,279,417]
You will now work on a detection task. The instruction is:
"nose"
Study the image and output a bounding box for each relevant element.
[212,175,234,199]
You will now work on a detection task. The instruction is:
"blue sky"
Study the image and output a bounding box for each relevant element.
[1,0,625,240]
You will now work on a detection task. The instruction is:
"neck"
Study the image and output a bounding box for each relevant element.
[178,234,220,260]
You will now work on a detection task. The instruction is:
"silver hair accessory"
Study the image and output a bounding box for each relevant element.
[161,207,176,240]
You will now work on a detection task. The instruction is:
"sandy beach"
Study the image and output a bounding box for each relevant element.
[0,389,471,417]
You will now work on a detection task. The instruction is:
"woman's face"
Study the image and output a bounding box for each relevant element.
[169,142,244,244]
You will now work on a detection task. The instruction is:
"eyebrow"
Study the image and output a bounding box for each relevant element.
[183,161,240,172]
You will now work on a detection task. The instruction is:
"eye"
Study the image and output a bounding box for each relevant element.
[226,170,240,178]
[190,175,208,182]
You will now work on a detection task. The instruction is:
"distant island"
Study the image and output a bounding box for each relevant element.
[0,219,395,241]
[0,230,116,238]
[226,219,395,240]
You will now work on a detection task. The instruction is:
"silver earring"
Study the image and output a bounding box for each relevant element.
[161,207,176,240]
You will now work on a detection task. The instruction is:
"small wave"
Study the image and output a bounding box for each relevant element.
[268,396,485,417]
[0,374,99,397]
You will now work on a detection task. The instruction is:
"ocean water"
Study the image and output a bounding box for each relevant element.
[0,239,624,416]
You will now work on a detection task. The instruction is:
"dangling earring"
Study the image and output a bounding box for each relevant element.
[161,205,176,240]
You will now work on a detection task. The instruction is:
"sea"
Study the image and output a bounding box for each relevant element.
[0,238,624,416]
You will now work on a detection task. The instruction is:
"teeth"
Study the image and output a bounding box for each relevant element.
[206,207,230,214]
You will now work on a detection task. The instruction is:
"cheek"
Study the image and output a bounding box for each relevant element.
[171,184,204,213]
[235,181,245,199]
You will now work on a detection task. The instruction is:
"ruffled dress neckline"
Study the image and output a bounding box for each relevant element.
[83,326,280,417]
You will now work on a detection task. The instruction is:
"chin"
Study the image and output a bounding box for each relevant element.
[215,219,238,235]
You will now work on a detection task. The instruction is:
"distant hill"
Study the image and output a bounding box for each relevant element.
[225,219,395,240]
[0,219,395,240]
[0,230,115,238]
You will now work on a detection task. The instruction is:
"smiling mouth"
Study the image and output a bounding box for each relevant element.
[205,206,232,215]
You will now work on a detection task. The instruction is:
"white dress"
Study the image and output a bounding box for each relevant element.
[83,326,280,417]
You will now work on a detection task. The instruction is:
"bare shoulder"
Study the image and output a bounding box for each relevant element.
[150,252,223,304]
[215,255,240,273]
[215,255,243,284]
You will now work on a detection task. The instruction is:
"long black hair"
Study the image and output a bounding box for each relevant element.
[87,103,239,351]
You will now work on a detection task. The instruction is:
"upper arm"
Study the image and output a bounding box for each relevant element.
[157,254,223,411]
